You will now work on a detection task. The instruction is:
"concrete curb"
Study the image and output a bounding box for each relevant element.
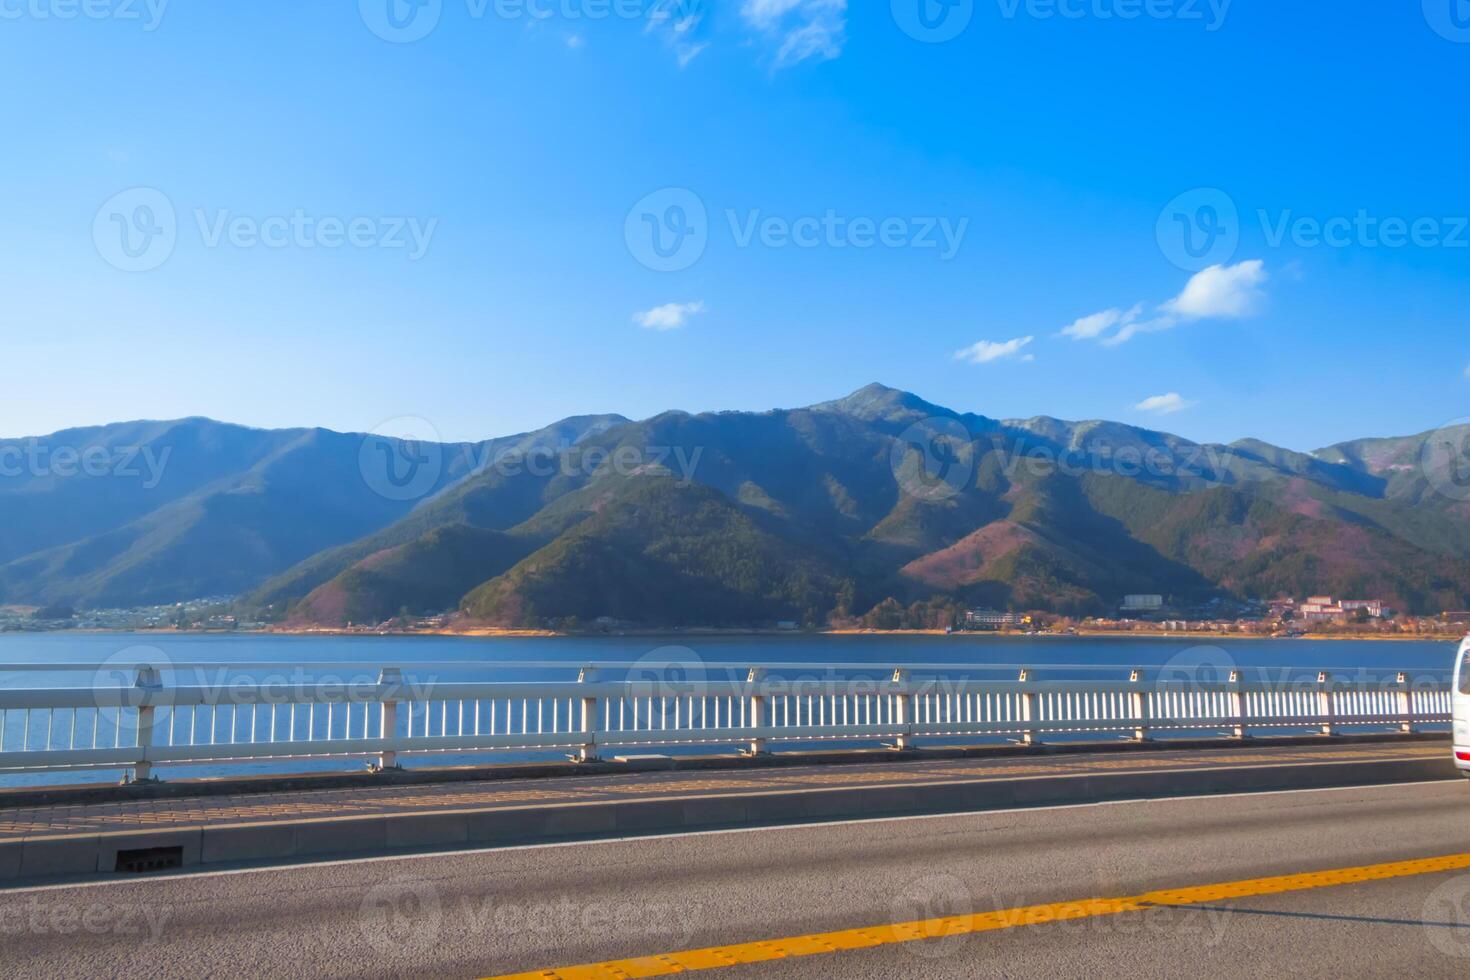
[3,753,1462,886]
[0,731,1450,809]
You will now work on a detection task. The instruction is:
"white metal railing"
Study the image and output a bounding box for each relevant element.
[0,662,1453,781]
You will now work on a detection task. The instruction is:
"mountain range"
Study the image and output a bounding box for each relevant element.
[3,384,1468,627]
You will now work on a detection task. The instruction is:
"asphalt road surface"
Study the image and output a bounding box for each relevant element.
[4,779,1470,978]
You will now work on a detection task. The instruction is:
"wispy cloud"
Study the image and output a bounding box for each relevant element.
[646,0,709,68]
[1134,392,1197,415]
[1061,260,1268,347]
[741,0,847,68]
[1463,361,1470,380]
[1060,304,1142,341]
[634,300,706,331]
[953,336,1035,365]
[565,35,585,50]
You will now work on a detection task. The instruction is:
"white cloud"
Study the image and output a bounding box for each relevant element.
[1060,260,1268,347]
[1134,393,1196,415]
[741,0,847,67]
[633,300,706,331]
[953,336,1035,365]
[565,35,584,49]
[1162,259,1268,319]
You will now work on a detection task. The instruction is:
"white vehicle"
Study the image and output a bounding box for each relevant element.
[1457,636,1470,778]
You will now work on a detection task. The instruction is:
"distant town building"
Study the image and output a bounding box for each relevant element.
[1121,595,1165,612]
[964,609,1022,630]
[1296,597,1388,623]
[1443,611,1470,624]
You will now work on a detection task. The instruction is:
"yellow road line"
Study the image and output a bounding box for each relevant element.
[484,851,1470,979]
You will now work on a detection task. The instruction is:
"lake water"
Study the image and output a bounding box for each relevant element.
[0,632,1458,786]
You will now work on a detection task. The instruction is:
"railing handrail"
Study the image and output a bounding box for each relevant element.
[0,659,1455,675]
[0,660,1453,782]
[0,675,1449,709]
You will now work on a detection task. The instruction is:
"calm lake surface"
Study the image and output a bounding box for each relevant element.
[0,631,1459,678]
[0,632,1458,786]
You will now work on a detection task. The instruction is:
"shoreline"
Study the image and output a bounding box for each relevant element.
[11,626,1464,643]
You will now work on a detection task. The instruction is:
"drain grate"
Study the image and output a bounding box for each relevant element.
[115,846,184,874]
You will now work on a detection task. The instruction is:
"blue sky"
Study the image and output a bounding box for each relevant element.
[1,1,1467,451]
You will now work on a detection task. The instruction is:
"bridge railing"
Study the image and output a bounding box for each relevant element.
[0,662,1452,780]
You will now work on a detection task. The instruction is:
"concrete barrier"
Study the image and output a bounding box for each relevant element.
[1,746,1461,886]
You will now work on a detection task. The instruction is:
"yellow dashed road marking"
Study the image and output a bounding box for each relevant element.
[482,851,1470,979]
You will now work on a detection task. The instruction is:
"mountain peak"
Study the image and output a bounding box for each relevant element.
[811,383,955,425]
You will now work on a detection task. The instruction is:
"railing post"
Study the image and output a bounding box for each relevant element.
[1229,670,1248,739]
[893,669,912,750]
[1317,671,1336,737]
[1129,669,1149,742]
[1396,672,1415,734]
[1019,669,1038,745]
[375,667,402,772]
[745,667,768,756]
[577,666,600,762]
[130,666,162,783]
